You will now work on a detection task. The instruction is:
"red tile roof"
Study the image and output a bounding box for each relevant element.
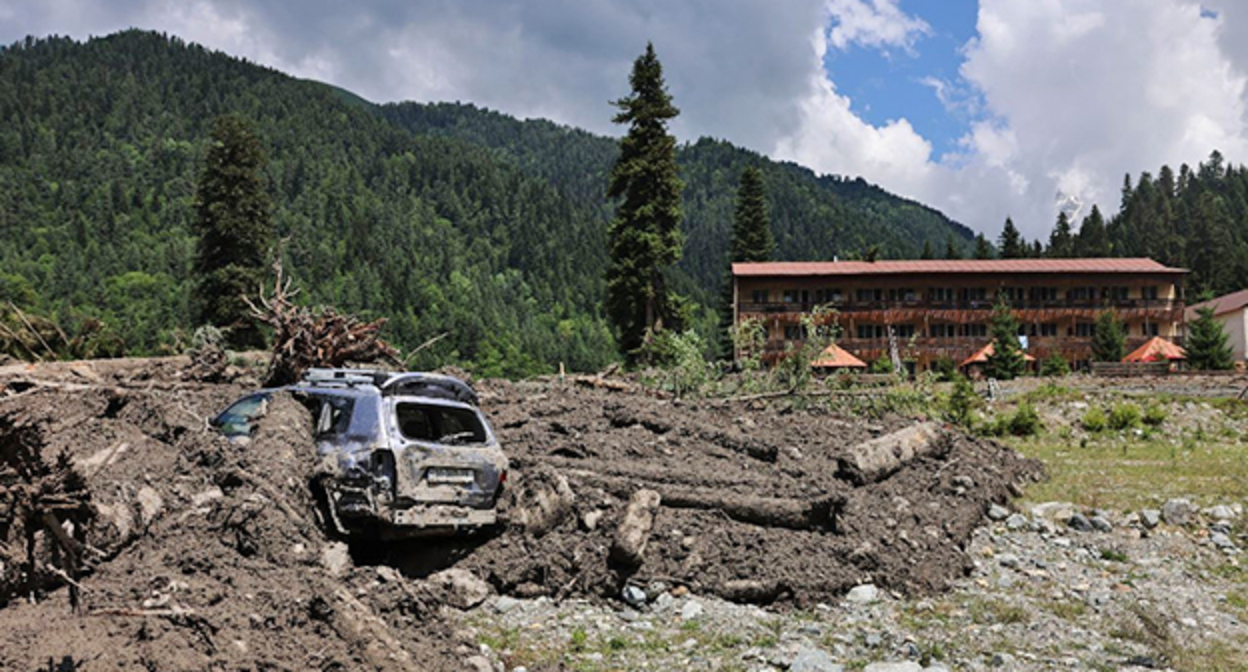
[1185,288,1248,319]
[811,343,867,369]
[960,342,1036,368]
[1123,337,1186,362]
[733,258,1186,277]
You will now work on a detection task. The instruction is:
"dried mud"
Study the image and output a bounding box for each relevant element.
[0,360,1043,670]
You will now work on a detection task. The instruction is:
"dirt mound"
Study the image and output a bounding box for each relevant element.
[0,360,1044,669]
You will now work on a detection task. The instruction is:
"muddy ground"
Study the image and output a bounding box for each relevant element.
[0,360,1041,670]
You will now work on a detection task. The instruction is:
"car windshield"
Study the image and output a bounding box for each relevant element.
[212,394,268,436]
[396,402,487,445]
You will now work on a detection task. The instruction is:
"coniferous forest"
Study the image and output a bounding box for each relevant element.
[0,31,1004,373]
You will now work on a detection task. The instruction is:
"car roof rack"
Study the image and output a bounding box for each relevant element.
[301,368,388,387]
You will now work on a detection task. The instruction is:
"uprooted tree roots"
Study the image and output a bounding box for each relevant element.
[0,417,94,612]
[244,261,400,386]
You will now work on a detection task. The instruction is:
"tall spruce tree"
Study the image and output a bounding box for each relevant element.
[1090,310,1125,362]
[920,239,934,259]
[985,298,1026,380]
[721,165,773,353]
[973,233,993,260]
[1186,305,1234,370]
[193,115,273,349]
[945,233,963,259]
[998,217,1025,258]
[606,43,685,360]
[1048,212,1075,257]
[1076,205,1110,257]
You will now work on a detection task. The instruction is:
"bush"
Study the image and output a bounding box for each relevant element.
[1039,353,1070,377]
[1108,402,1142,431]
[870,356,895,374]
[945,375,979,428]
[932,356,958,382]
[1143,404,1167,427]
[1082,406,1108,433]
[1007,402,1042,436]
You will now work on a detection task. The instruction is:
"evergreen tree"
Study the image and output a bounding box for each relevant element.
[998,217,1024,258]
[920,239,934,259]
[721,165,773,353]
[985,298,1025,380]
[1186,305,1234,370]
[1090,310,1125,362]
[193,114,273,349]
[606,43,685,360]
[973,233,993,260]
[1048,212,1075,258]
[945,233,963,260]
[1075,205,1110,257]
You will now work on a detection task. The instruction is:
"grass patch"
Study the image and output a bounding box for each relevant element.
[1100,548,1129,563]
[967,597,1029,625]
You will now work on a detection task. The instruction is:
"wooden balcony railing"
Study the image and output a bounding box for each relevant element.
[739,298,1179,314]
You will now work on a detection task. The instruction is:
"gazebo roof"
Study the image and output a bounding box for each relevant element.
[811,342,867,369]
[1123,336,1186,362]
[960,342,1037,368]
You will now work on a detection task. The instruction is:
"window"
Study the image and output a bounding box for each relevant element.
[1142,286,1159,301]
[1039,323,1057,337]
[929,287,956,303]
[814,288,842,304]
[1142,323,1159,336]
[887,288,917,302]
[1103,286,1128,302]
[930,323,956,338]
[856,324,886,339]
[211,394,269,437]
[893,324,916,338]
[999,287,1025,304]
[783,289,808,304]
[856,288,883,303]
[1068,287,1095,301]
[961,287,987,303]
[1075,322,1094,337]
[1029,287,1058,302]
[960,324,988,338]
[312,396,355,438]
[751,289,768,304]
[396,403,487,444]
[784,325,806,340]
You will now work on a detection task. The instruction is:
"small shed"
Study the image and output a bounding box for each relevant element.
[960,342,1036,379]
[811,342,867,370]
[1122,336,1186,363]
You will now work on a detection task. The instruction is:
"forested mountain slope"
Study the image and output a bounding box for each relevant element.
[0,30,972,372]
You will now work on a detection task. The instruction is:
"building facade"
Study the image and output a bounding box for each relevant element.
[732,258,1187,371]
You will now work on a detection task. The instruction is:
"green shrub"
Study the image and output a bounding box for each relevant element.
[932,356,958,382]
[1082,406,1108,432]
[1143,404,1166,427]
[1008,402,1043,436]
[1039,353,1070,377]
[1108,402,1142,431]
[944,375,979,428]
[870,356,895,374]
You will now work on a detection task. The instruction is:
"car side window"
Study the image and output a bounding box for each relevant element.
[213,394,268,436]
[315,396,355,438]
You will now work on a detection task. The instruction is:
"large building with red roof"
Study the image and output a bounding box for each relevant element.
[731,258,1187,371]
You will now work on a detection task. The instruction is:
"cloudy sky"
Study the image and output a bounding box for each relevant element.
[3,0,1247,242]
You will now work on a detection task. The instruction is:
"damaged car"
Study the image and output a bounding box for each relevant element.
[210,368,508,538]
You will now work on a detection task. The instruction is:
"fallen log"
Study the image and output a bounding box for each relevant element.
[836,421,948,486]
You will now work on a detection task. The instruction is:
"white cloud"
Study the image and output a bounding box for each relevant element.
[825,0,929,52]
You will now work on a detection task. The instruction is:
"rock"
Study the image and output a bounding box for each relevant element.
[135,486,164,526]
[951,475,975,490]
[463,655,493,672]
[1030,501,1076,524]
[320,542,351,577]
[1140,509,1161,529]
[680,599,704,620]
[1162,498,1194,526]
[863,663,921,672]
[654,592,675,612]
[610,489,661,566]
[997,553,1020,569]
[987,504,1010,521]
[1206,505,1236,521]
[1090,516,1113,532]
[1067,513,1093,532]
[790,647,843,672]
[428,568,493,610]
[622,585,647,607]
[581,509,604,531]
[991,652,1016,667]
[924,664,953,672]
[190,487,224,507]
[1005,513,1028,530]
[492,596,520,614]
[1211,532,1237,551]
[845,584,879,604]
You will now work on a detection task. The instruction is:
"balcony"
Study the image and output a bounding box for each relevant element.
[763,335,1177,359]
[739,298,1179,315]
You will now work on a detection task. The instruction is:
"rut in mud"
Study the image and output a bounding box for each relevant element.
[0,359,1042,670]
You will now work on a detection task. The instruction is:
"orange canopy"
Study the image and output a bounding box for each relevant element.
[960,342,1036,368]
[811,342,867,369]
[1122,336,1186,362]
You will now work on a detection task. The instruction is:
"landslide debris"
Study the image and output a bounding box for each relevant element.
[0,359,1043,670]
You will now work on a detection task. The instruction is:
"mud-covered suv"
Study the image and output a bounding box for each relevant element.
[210,369,508,537]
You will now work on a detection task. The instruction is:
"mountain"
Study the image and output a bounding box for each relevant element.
[0,30,973,372]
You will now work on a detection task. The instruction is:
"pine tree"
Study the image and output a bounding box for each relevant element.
[606,43,685,360]
[985,298,1025,380]
[721,165,773,354]
[920,239,934,259]
[1090,310,1125,362]
[945,233,963,260]
[998,217,1024,258]
[1048,212,1075,257]
[1186,305,1234,370]
[1076,205,1110,257]
[973,233,993,260]
[193,114,273,349]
